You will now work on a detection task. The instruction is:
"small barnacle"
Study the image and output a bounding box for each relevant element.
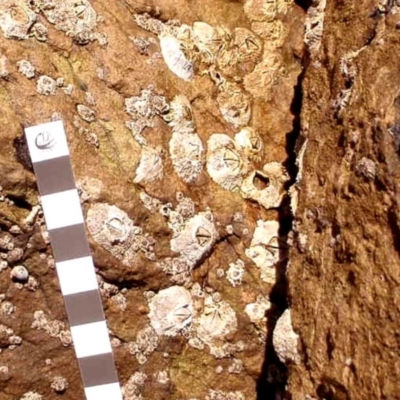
[159,34,194,81]
[192,21,215,48]
[176,193,195,219]
[0,0,37,40]
[170,212,218,266]
[206,134,249,191]
[245,295,271,325]
[31,22,48,42]
[134,145,164,184]
[76,104,95,122]
[17,60,35,79]
[234,127,264,162]
[169,131,204,183]
[245,220,281,284]
[355,157,376,181]
[148,286,193,336]
[273,309,300,364]
[36,75,57,96]
[50,376,68,393]
[10,265,29,282]
[240,162,289,209]
[20,392,43,400]
[216,83,252,128]
[226,259,245,287]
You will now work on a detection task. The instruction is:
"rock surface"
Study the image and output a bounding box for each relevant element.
[0,0,398,400]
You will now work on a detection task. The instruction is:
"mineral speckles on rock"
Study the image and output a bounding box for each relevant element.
[148,286,193,336]
[86,203,156,265]
[273,309,300,365]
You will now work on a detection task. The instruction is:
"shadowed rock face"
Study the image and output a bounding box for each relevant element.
[0,0,399,399]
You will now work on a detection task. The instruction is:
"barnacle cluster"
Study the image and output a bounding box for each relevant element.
[245,220,282,284]
[163,95,204,183]
[0,323,22,351]
[50,376,69,393]
[29,0,100,44]
[31,310,72,347]
[122,372,147,400]
[125,86,169,146]
[207,130,288,209]
[272,309,300,364]
[127,325,158,365]
[86,203,156,265]
[147,286,193,336]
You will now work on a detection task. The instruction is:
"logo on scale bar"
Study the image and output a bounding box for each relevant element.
[34,131,56,150]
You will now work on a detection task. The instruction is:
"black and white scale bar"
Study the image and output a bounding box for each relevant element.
[25,120,123,400]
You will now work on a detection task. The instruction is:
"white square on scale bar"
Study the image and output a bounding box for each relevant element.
[40,189,83,230]
[85,383,123,400]
[25,120,70,163]
[56,256,99,296]
[71,321,112,358]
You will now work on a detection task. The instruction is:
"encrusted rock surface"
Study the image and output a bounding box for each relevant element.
[0,0,399,400]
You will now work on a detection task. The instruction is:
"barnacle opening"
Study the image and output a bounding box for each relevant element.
[253,172,270,190]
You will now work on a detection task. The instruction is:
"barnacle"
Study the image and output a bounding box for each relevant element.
[232,27,263,66]
[245,295,271,325]
[244,54,284,100]
[273,309,300,364]
[159,34,194,81]
[0,0,37,40]
[86,203,156,265]
[147,286,194,336]
[125,87,168,145]
[234,127,264,162]
[77,104,95,122]
[36,75,57,96]
[245,220,281,283]
[304,0,327,57]
[17,60,35,79]
[226,259,245,287]
[170,212,218,266]
[134,145,164,184]
[240,162,289,209]
[169,131,204,183]
[216,82,252,128]
[193,294,238,350]
[206,133,249,191]
[206,389,245,400]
